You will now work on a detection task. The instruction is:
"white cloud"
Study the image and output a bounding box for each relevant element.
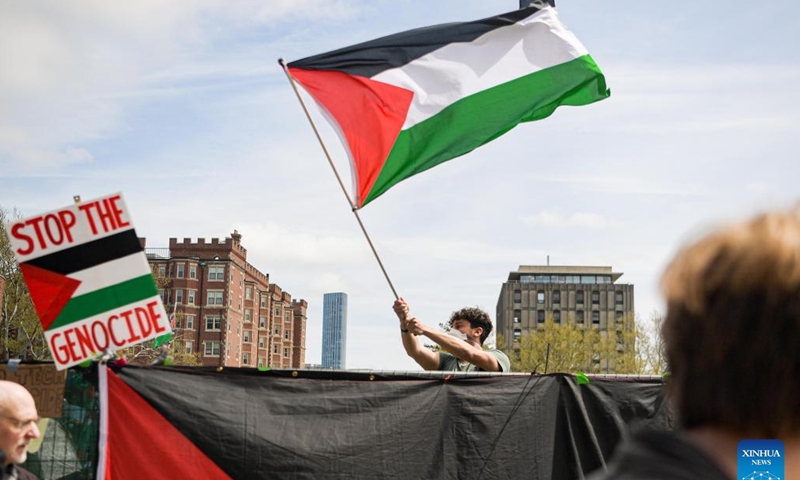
[0,0,363,170]
[523,210,622,229]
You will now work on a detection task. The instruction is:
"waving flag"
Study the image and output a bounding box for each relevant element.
[288,4,609,208]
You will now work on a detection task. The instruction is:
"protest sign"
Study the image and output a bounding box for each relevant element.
[7,193,170,370]
[0,364,67,418]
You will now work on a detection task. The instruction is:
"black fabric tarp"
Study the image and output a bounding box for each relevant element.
[113,366,672,479]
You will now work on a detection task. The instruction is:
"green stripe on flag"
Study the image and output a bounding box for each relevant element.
[49,274,159,330]
[363,56,608,206]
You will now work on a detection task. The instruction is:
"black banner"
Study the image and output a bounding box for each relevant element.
[113,367,671,479]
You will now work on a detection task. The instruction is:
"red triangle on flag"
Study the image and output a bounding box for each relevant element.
[19,263,81,330]
[288,68,413,207]
[106,369,232,479]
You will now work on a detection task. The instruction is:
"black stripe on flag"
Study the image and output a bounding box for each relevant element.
[288,6,543,78]
[22,229,143,275]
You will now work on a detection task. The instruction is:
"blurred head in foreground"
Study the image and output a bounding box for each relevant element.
[661,206,800,438]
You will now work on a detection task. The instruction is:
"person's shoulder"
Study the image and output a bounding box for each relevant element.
[589,430,730,480]
[486,348,512,372]
[16,466,41,480]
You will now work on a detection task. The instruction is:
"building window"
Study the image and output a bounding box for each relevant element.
[260,295,267,308]
[592,311,600,325]
[615,311,624,324]
[616,331,624,351]
[207,290,223,306]
[185,341,193,354]
[246,287,252,300]
[552,290,561,305]
[537,311,545,323]
[591,291,600,306]
[259,316,266,328]
[158,289,167,303]
[243,353,250,365]
[174,289,183,304]
[208,266,225,281]
[513,309,521,323]
[284,329,290,340]
[244,331,251,343]
[245,309,252,322]
[285,312,291,322]
[615,291,624,306]
[537,291,545,306]
[513,329,521,341]
[158,265,166,278]
[283,348,289,358]
[553,310,561,323]
[274,306,281,316]
[274,325,280,336]
[177,264,185,278]
[189,265,197,279]
[576,290,584,304]
[188,290,196,305]
[204,341,220,356]
[259,337,265,348]
[273,345,279,354]
[513,291,521,303]
[185,315,195,330]
[577,310,584,323]
[258,358,264,368]
[205,315,221,331]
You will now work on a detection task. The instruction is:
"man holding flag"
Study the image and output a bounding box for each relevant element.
[393,298,511,372]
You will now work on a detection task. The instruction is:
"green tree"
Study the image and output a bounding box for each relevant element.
[638,310,668,375]
[121,315,203,366]
[500,311,668,375]
[0,206,49,360]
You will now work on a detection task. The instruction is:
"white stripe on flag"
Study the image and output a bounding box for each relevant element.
[70,252,153,296]
[373,7,589,129]
[96,365,109,480]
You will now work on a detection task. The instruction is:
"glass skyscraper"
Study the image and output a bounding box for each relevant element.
[321,292,347,369]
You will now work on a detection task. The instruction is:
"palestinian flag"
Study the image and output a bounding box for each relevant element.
[94,365,672,479]
[97,367,231,479]
[8,193,170,369]
[21,229,156,331]
[287,4,609,208]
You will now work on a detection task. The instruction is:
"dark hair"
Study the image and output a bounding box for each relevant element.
[449,307,493,345]
[661,207,800,437]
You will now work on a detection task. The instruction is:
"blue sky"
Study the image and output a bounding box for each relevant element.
[2,1,799,370]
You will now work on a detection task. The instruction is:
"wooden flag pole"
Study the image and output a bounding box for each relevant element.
[278,58,399,299]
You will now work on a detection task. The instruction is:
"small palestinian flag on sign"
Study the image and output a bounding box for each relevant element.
[7,193,171,370]
[288,3,609,208]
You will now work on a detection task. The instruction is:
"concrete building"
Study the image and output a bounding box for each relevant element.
[321,292,347,369]
[496,265,634,369]
[141,231,307,369]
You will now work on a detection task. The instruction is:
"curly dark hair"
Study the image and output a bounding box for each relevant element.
[449,307,493,345]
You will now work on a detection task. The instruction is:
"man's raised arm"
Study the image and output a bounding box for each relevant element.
[393,298,439,370]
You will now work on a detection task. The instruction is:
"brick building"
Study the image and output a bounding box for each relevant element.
[141,231,307,369]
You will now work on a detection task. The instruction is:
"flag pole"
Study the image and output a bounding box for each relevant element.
[278,58,399,299]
